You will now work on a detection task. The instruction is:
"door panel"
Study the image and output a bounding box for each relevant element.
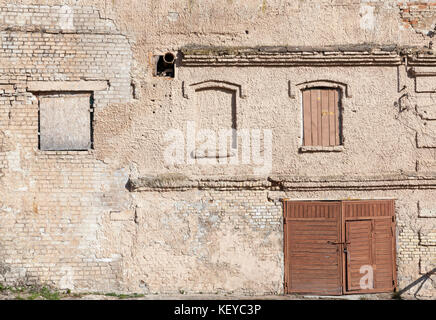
[343,200,396,294]
[345,220,373,291]
[284,201,343,295]
[373,218,396,290]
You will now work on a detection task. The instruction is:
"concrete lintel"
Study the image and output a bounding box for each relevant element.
[299,145,345,153]
[27,80,108,92]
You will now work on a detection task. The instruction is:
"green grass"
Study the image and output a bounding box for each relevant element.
[0,284,61,300]
[27,292,40,300]
[38,287,60,300]
[9,287,25,294]
[0,282,146,300]
[104,292,145,299]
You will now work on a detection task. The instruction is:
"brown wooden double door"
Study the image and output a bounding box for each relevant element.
[283,200,397,295]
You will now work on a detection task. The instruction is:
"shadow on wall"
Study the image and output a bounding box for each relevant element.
[398,268,435,299]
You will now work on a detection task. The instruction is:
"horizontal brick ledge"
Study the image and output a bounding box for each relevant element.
[27,80,108,92]
[128,173,436,192]
[181,45,436,67]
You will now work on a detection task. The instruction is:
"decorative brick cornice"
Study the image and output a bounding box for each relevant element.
[180,44,436,67]
[180,44,403,67]
[407,53,436,66]
[269,173,436,191]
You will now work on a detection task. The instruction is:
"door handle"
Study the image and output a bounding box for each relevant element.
[327,241,342,245]
[327,241,350,245]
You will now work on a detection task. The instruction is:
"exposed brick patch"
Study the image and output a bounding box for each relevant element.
[399,2,436,35]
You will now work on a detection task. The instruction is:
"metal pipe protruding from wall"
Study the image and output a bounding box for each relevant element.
[163,52,175,65]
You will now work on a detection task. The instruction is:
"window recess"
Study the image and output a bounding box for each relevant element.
[38,92,93,151]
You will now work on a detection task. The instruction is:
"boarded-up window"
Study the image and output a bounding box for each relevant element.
[38,93,93,151]
[302,88,341,146]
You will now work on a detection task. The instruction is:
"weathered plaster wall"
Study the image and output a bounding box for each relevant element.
[0,0,434,298]
[98,189,434,297]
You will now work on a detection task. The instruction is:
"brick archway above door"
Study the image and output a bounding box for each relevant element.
[283,200,397,295]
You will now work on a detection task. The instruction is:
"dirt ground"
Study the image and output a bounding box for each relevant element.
[0,287,406,300]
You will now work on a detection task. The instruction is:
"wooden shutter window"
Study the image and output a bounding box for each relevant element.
[302,88,341,146]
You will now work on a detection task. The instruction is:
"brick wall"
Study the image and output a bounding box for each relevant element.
[0,2,434,298]
[399,1,436,34]
[120,190,284,295]
[0,4,133,292]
